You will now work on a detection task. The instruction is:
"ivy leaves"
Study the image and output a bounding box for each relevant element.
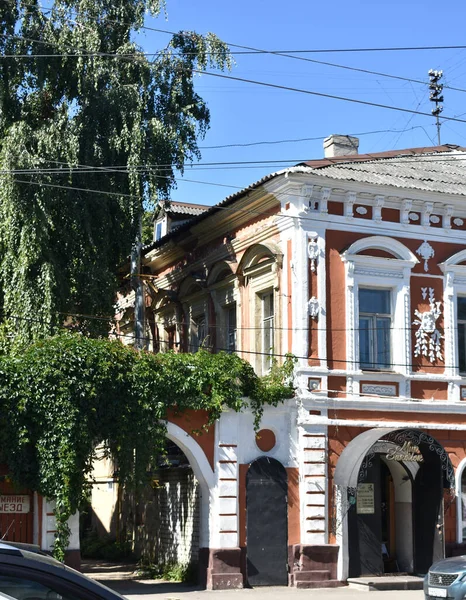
[0,334,295,559]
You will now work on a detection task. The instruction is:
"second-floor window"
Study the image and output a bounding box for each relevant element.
[192,315,206,352]
[261,291,274,372]
[226,304,237,353]
[458,297,466,372]
[359,288,392,370]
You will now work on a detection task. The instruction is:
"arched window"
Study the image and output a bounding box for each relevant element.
[238,243,283,375]
[341,236,418,377]
[456,458,466,543]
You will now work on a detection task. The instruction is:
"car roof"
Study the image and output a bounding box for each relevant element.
[0,543,125,600]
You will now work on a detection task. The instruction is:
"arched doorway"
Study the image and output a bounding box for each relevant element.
[246,457,288,586]
[334,428,454,579]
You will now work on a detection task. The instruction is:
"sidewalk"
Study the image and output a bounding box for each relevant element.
[81,561,425,600]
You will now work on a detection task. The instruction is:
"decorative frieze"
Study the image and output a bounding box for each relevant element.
[373,195,384,223]
[422,201,433,227]
[416,240,435,272]
[308,296,320,319]
[320,187,331,214]
[308,236,319,272]
[345,191,356,219]
[413,287,443,362]
[361,384,397,397]
[401,199,413,224]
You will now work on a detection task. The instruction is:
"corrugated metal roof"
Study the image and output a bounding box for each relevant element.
[166,201,209,216]
[298,145,466,196]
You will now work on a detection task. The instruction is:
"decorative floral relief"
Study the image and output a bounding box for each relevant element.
[413,287,443,362]
[454,217,465,227]
[308,237,319,272]
[430,215,440,224]
[308,296,320,319]
[409,212,420,221]
[356,206,368,215]
[416,240,435,272]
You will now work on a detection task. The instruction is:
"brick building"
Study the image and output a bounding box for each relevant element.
[115,135,466,588]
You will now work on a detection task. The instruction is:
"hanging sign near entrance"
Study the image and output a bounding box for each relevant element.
[0,495,31,513]
[357,483,375,514]
[386,441,424,463]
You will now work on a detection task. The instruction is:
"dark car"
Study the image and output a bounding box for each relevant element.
[0,542,125,600]
[424,556,466,600]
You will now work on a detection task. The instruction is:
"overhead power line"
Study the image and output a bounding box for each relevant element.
[190,69,466,125]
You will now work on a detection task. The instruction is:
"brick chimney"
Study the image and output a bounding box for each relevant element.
[323,134,359,158]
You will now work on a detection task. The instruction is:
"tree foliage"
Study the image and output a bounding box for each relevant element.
[0,333,295,560]
[0,0,231,346]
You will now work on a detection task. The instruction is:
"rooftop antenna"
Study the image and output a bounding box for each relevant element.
[428,69,444,145]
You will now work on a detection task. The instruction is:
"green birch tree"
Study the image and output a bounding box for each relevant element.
[0,0,231,345]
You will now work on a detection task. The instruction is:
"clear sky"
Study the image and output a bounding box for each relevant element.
[137,0,466,207]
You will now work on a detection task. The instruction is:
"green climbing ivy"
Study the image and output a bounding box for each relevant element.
[0,333,295,560]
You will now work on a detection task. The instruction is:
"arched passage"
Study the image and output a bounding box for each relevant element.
[334,428,455,580]
[166,421,215,551]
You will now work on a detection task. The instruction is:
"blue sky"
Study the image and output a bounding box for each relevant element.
[138,0,466,206]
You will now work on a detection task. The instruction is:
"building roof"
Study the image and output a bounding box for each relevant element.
[160,201,209,217]
[143,143,466,254]
[298,144,466,196]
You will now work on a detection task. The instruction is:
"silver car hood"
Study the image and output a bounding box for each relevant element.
[430,557,466,573]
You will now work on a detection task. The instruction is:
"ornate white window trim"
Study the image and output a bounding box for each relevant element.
[341,237,418,379]
[440,251,466,385]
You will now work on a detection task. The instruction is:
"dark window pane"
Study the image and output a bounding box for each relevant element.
[359,317,371,367]
[460,323,466,372]
[459,297,466,321]
[227,304,236,352]
[376,316,391,368]
[359,288,390,314]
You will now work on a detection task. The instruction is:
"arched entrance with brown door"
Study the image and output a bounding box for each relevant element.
[334,428,455,579]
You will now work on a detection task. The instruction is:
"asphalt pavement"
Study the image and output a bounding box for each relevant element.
[102,579,425,600]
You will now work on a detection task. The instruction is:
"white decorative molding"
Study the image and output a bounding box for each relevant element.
[373,195,384,224]
[454,218,464,227]
[308,236,319,272]
[308,378,321,391]
[345,191,356,219]
[361,384,397,397]
[430,215,440,224]
[416,240,435,272]
[413,287,443,362]
[421,287,428,300]
[355,266,404,279]
[409,212,419,222]
[302,184,315,210]
[356,206,368,215]
[308,296,320,319]
[422,201,434,227]
[320,187,331,214]
[444,205,454,229]
[401,199,413,225]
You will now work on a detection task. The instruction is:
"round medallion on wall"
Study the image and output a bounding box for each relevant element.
[255,428,276,452]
